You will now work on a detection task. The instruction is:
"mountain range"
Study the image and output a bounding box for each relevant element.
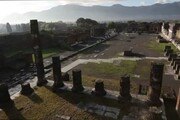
[2,2,180,23]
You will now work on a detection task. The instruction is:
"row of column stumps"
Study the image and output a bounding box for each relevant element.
[164,45,180,76]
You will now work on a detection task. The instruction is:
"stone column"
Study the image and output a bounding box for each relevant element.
[173,61,180,70]
[20,82,34,95]
[52,56,64,91]
[175,64,180,74]
[118,74,132,101]
[92,80,106,96]
[30,20,47,86]
[164,45,171,52]
[168,53,177,61]
[164,49,173,57]
[171,58,180,66]
[71,69,84,92]
[0,83,14,108]
[148,62,164,106]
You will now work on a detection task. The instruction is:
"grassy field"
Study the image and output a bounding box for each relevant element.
[0,86,128,120]
[148,40,179,54]
[77,60,137,80]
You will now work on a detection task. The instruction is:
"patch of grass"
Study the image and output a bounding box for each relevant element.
[80,60,137,79]
[148,40,179,54]
[0,86,128,120]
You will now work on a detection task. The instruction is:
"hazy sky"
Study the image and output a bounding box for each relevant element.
[0,0,179,22]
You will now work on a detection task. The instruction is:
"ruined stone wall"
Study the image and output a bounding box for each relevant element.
[0,33,58,53]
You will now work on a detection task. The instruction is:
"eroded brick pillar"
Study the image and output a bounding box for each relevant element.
[148,62,164,106]
[118,74,132,101]
[52,56,64,91]
[0,83,14,108]
[71,69,84,92]
[30,20,47,86]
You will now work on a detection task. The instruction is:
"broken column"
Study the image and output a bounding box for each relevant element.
[168,53,177,61]
[175,64,180,74]
[0,83,14,108]
[164,45,171,52]
[20,82,34,95]
[118,74,132,101]
[71,69,84,92]
[148,62,164,106]
[52,56,64,91]
[30,19,47,86]
[173,61,180,70]
[170,58,180,66]
[92,80,106,96]
[164,49,173,57]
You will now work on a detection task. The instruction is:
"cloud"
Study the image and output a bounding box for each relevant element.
[156,0,172,3]
[57,0,124,6]
[140,1,145,6]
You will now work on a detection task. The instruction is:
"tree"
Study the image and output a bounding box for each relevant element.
[76,18,98,28]
[6,22,12,33]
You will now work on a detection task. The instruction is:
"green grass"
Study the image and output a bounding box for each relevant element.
[79,60,137,80]
[148,40,179,54]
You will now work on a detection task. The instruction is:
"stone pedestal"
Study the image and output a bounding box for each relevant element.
[92,80,106,96]
[164,45,171,52]
[118,75,132,101]
[71,69,84,92]
[0,83,14,108]
[164,49,173,57]
[148,62,164,107]
[30,20,47,86]
[168,53,177,61]
[21,82,34,95]
[52,56,64,91]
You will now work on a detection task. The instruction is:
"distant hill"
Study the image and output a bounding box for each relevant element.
[2,2,180,23]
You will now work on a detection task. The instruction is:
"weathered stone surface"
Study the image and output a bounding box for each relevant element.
[52,56,64,91]
[30,19,47,86]
[148,62,164,107]
[71,69,84,92]
[118,74,132,101]
[92,80,106,96]
[0,83,14,108]
[20,82,34,95]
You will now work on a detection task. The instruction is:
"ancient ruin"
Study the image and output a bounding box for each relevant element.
[92,80,106,96]
[71,69,84,92]
[148,62,164,106]
[118,74,132,101]
[52,56,64,91]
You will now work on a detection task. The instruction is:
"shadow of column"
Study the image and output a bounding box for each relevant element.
[1,104,25,120]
